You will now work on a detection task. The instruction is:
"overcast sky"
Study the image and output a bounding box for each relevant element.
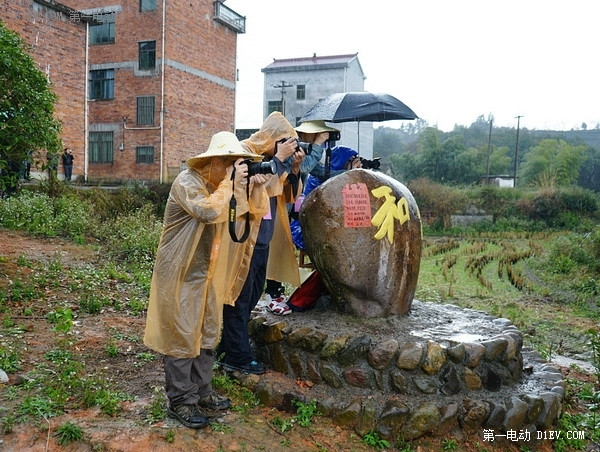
[224,0,600,132]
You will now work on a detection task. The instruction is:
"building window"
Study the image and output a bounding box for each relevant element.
[138,41,156,69]
[268,101,283,115]
[90,13,115,44]
[137,96,155,125]
[296,85,305,100]
[140,0,157,11]
[136,146,155,164]
[89,69,114,100]
[89,131,114,163]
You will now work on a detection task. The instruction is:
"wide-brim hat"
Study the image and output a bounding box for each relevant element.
[294,120,339,134]
[186,131,263,170]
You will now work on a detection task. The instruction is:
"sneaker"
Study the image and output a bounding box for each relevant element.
[167,404,210,429]
[198,392,231,411]
[267,296,291,316]
[222,360,266,375]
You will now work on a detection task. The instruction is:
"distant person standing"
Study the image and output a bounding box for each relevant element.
[62,148,74,181]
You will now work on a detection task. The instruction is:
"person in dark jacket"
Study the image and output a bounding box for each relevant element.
[62,148,74,181]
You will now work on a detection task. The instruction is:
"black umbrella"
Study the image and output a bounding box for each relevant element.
[300,92,418,154]
[300,91,418,123]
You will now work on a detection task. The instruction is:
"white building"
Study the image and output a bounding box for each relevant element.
[262,53,375,158]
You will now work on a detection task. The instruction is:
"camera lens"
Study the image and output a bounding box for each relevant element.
[246,160,277,176]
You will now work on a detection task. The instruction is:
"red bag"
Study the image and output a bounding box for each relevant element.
[287,270,326,312]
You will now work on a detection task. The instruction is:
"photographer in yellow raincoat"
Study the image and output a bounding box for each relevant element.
[144,131,269,429]
[217,112,304,374]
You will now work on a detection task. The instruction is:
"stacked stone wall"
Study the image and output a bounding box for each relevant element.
[240,300,565,444]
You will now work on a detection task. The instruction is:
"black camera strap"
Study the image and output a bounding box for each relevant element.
[324,143,332,180]
[228,168,251,243]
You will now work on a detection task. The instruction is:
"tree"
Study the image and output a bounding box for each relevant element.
[0,20,62,194]
[520,139,585,187]
[416,127,446,182]
[390,152,420,181]
[488,146,512,175]
[578,147,600,192]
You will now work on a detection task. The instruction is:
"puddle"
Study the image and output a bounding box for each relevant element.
[552,354,596,374]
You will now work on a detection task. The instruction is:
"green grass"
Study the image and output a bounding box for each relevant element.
[0,184,598,450]
[417,233,598,354]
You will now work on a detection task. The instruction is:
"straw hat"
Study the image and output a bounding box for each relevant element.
[186,131,263,170]
[294,120,339,134]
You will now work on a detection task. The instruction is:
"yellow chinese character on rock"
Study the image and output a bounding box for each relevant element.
[371,186,411,243]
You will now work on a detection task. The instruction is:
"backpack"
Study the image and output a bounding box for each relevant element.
[287,270,326,312]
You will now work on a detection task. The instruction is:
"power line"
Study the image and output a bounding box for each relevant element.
[272,80,292,115]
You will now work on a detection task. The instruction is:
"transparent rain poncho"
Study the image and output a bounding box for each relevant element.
[241,112,303,287]
[144,157,268,358]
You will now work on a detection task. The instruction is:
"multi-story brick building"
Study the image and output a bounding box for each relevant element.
[262,53,375,158]
[2,0,245,182]
[1,0,91,180]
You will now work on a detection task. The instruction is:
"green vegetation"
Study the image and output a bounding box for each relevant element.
[377,117,600,192]
[53,421,84,446]
[0,183,598,450]
[362,429,390,449]
[269,399,321,434]
[0,20,62,194]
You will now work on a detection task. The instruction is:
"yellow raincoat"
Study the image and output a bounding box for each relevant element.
[144,156,268,358]
[241,112,303,288]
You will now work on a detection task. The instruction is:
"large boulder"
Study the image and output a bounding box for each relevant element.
[300,169,422,317]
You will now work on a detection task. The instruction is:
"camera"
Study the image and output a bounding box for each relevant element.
[243,159,277,176]
[294,139,313,155]
[278,137,313,155]
[328,131,341,142]
[359,157,381,170]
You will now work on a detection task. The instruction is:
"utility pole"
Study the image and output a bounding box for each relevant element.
[513,115,523,187]
[485,114,493,184]
[273,80,292,116]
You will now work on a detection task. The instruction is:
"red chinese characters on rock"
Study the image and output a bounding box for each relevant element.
[341,183,372,228]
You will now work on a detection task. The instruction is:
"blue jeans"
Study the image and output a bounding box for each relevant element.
[217,245,268,366]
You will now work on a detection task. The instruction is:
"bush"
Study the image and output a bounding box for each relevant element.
[0,191,96,238]
[407,178,467,228]
[476,185,522,220]
[547,227,600,274]
[517,187,599,229]
[96,204,162,270]
[558,187,598,216]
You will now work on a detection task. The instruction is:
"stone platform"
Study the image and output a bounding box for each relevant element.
[241,299,564,445]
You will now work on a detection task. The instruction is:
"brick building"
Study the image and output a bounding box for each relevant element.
[1,0,90,180]
[1,0,245,182]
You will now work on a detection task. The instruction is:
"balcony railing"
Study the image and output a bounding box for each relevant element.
[213,1,245,33]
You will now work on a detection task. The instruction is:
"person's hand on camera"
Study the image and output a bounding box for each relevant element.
[275,137,298,162]
[227,158,248,185]
[291,149,304,174]
[351,157,363,169]
[250,173,269,186]
[345,156,362,170]
[314,132,329,146]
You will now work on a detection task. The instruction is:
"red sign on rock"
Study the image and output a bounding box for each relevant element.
[342,183,372,228]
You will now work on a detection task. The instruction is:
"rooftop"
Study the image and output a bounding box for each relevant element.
[262,53,359,72]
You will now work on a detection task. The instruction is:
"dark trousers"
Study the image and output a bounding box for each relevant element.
[218,245,269,366]
[265,279,285,297]
[163,349,214,407]
[64,164,73,181]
